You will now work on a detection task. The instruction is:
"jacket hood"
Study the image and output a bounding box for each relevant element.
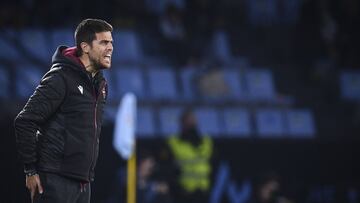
[51,46,104,80]
[51,46,85,71]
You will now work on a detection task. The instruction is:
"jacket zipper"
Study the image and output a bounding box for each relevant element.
[88,80,105,180]
[88,86,97,180]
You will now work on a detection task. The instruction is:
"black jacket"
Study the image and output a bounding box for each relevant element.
[14,46,107,182]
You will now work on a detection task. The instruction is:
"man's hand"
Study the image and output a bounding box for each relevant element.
[26,174,43,201]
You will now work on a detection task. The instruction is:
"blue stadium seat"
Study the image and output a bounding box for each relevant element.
[211,30,232,63]
[15,65,44,99]
[223,69,246,101]
[224,57,249,69]
[115,68,145,99]
[180,67,197,101]
[147,68,178,100]
[222,108,251,137]
[112,31,143,64]
[340,71,360,100]
[0,66,9,99]
[286,109,315,137]
[0,30,21,61]
[19,29,52,63]
[194,107,221,136]
[158,107,183,136]
[245,69,276,102]
[51,29,74,51]
[136,107,156,137]
[255,109,286,137]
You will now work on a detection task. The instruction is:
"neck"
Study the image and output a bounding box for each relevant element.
[79,54,98,77]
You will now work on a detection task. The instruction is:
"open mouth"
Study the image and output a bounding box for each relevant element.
[104,55,111,62]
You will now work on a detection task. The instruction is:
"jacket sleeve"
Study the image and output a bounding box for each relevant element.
[14,69,66,173]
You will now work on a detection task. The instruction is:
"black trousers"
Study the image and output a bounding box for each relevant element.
[33,172,90,203]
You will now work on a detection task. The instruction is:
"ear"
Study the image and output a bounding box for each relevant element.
[80,42,90,54]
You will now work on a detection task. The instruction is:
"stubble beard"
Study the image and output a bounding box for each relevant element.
[89,54,103,71]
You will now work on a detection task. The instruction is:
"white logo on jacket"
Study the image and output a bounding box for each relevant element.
[78,85,84,95]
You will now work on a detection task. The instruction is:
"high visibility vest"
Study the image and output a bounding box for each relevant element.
[167,136,213,193]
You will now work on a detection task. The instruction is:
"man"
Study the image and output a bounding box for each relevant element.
[166,109,213,203]
[14,18,113,203]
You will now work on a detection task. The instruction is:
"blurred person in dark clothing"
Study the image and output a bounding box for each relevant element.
[14,18,113,203]
[164,109,213,203]
[138,152,173,203]
[159,3,188,65]
[247,173,294,203]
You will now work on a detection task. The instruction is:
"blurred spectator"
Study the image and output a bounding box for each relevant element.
[247,173,294,203]
[159,4,188,65]
[160,4,185,40]
[165,109,214,203]
[197,67,230,99]
[138,152,173,203]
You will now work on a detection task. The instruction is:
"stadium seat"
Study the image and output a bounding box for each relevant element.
[112,31,143,64]
[0,66,9,99]
[211,30,232,63]
[158,106,183,136]
[15,65,44,99]
[224,57,249,69]
[180,67,197,101]
[114,68,145,99]
[147,68,178,100]
[19,29,52,63]
[50,29,74,52]
[223,69,246,101]
[340,71,360,100]
[222,108,251,137]
[286,109,315,137]
[255,109,286,137]
[245,69,276,102]
[194,107,221,136]
[136,107,156,137]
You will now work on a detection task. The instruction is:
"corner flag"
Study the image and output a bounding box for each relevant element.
[113,93,137,159]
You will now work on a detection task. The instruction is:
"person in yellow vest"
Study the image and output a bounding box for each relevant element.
[166,109,213,203]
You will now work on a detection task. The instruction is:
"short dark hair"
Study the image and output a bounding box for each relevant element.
[74,18,113,55]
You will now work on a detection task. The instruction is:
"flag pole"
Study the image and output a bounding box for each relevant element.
[127,148,136,203]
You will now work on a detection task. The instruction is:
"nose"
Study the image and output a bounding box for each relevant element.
[108,43,113,51]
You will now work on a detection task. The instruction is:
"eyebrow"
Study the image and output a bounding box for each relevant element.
[99,39,113,43]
